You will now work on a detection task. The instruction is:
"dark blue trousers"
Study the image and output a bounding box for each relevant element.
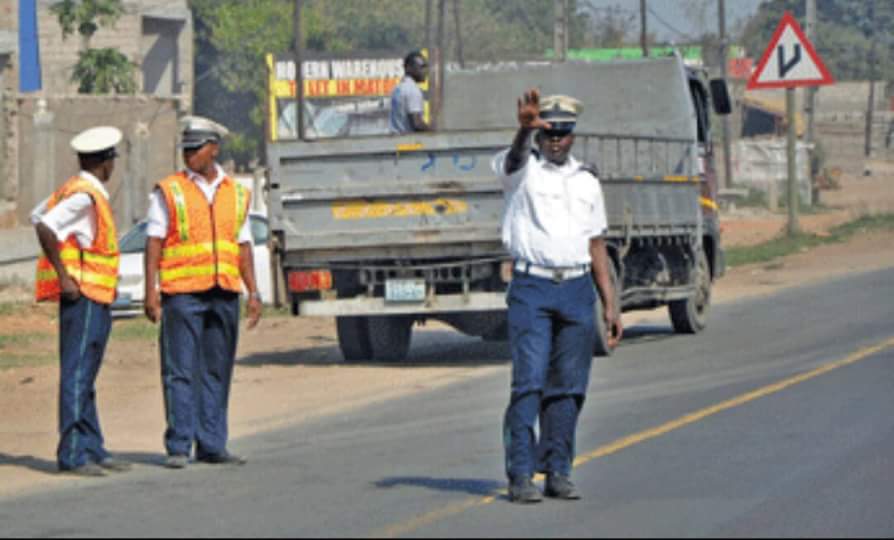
[504,272,596,481]
[58,297,112,471]
[160,289,240,459]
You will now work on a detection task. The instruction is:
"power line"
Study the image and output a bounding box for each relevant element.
[646,6,693,39]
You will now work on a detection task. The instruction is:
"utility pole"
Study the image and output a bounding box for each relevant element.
[554,0,568,61]
[864,0,877,167]
[640,0,649,57]
[435,0,446,129]
[805,0,818,200]
[453,0,465,68]
[718,0,733,189]
[293,0,304,141]
[425,0,433,54]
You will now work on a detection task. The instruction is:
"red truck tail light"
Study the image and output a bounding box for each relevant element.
[288,270,333,293]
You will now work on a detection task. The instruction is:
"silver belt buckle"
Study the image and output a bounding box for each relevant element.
[552,269,564,283]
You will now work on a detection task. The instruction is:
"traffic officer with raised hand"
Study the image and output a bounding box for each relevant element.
[493,89,623,503]
[32,126,132,477]
[143,116,262,469]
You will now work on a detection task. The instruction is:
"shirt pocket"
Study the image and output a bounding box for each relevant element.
[526,185,566,227]
[569,193,596,224]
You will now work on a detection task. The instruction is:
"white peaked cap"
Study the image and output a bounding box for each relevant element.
[70,126,123,155]
[180,115,230,149]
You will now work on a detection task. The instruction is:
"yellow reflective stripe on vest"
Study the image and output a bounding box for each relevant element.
[163,242,213,259]
[59,248,81,263]
[159,261,241,283]
[80,270,117,289]
[236,185,248,233]
[216,241,240,256]
[162,241,240,260]
[160,265,215,282]
[169,181,190,242]
[82,252,119,269]
[218,262,241,278]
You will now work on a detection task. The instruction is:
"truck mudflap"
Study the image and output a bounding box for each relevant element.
[298,292,508,317]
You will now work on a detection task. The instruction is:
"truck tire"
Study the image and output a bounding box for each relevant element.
[367,316,414,362]
[669,250,711,334]
[336,316,373,363]
[593,263,621,357]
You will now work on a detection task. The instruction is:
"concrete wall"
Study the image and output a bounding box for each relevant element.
[0,0,194,229]
[16,96,180,228]
[33,0,193,109]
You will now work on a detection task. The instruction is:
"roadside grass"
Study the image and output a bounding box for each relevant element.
[727,213,894,268]
[0,353,57,370]
[0,332,56,370]
[0,332,49,348]
[111,319,159,341]
[0,302,20,316]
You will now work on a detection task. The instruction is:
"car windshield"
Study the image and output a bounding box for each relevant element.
[119,222,148,254]
[117,216,267,253]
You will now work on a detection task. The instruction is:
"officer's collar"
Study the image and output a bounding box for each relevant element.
[539,154,579,173]
[185,163,226,185]
[78,170,110,199]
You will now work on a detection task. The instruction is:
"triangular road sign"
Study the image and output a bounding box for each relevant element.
[747,11,834,90]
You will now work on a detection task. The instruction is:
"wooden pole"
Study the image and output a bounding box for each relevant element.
[786,88,800,236]
[805,0,818,202]
[293,0,304,141]
[718,0,733,189]
[453,0,465,68]
[640,0,649,57]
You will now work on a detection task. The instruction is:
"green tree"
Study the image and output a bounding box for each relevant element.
[51,0,136,94]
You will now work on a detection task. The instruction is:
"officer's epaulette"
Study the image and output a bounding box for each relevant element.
[579,162,600,179]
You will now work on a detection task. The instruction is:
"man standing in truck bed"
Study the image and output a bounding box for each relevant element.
[389,50,430,134]
[493,89,623,503]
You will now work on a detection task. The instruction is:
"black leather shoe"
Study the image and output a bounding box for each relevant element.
[544,474,581,500]
[197,453,247,466]
[62,463,107,478]
[164,455,189,469]
[97,456,132,472]
[508,478,543,504]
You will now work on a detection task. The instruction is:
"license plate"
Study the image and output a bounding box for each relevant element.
[385,279,426,303]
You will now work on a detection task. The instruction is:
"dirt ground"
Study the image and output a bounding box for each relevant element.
[1,161,893,499]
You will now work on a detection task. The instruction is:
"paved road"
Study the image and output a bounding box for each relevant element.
[2,268,893,537]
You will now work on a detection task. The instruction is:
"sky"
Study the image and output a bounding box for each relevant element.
[579,0,766,43]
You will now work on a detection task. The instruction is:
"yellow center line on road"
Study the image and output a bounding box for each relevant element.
[376,336,894,539]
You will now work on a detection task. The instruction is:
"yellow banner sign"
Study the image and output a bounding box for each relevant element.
[333,199,469,221]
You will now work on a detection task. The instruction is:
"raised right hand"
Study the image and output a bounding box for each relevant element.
[517,89,552,131]
[144,289,162,324]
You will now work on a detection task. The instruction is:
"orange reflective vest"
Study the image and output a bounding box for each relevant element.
[35,177,120,305]
[157,172,250,295]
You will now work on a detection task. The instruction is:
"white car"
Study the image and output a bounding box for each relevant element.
[112,212,273,313]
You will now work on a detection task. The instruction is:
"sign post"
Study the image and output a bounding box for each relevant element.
[747,11,834,237]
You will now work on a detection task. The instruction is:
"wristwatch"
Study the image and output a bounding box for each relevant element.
[248,291,262,302]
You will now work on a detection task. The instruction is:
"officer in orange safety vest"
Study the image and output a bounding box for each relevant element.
[32,126,132,477]
[143,116,262,469]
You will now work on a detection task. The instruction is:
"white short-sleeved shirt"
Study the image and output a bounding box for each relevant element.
[146,164,253,244]
[389,76,425,134]
[493,149,608,268]
[30,171,109,248]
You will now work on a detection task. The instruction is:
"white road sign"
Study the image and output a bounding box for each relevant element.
[747,11,834,90]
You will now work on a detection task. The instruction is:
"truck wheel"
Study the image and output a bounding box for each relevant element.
[593,263,621,357]
[669,251,711,334]
[336,317,373,363]
[367,316,414,362]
